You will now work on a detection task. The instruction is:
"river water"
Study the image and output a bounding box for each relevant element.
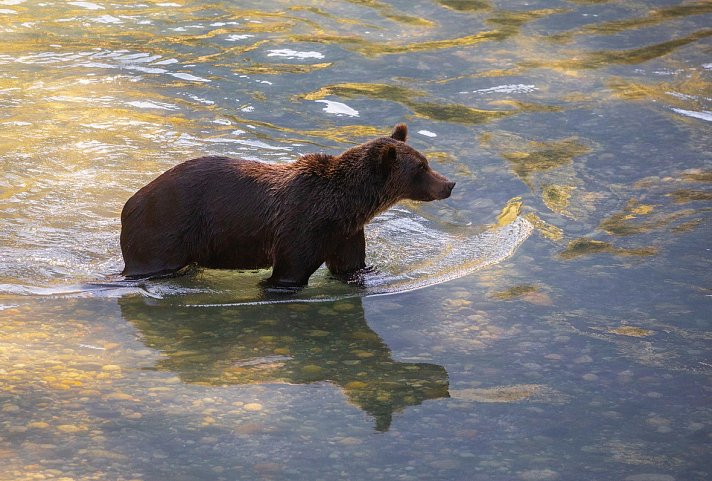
[1,1,711,480]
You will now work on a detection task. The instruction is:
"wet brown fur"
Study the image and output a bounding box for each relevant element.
[120,124,455,287]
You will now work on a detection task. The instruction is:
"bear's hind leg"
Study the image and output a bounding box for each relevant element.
[122,256,190,279]
[121,235,191,279]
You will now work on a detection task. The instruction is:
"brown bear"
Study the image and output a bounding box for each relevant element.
[120,124,455,288]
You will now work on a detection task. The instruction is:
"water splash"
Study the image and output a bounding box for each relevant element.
[184,210,534,307]
[0,208,533,304]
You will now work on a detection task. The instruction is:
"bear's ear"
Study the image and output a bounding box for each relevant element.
[391,123,408,142]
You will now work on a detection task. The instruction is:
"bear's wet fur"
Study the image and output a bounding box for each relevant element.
[120,124,455,288]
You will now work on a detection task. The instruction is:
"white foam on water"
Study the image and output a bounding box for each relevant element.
[0,282,171,299]
[462,84,538,95]
[169,72,210,82]
[74,140,120,154]
[127,66,168,74]
[672,108,712,122]
[315,100,359,117]
[153,58,179,65]
[187,94,214,104]
[201,137,293,151]
[76,61,115,69]
[126,100,179,110]
[267,49,324,60]
[666,91,698,102]
[360,210,534,295]
[113,52,162,63]
[68,1,104,10]
[226,34,255,42]
[93,15,122,24]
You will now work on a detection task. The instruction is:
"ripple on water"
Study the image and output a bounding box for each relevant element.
[10,48,209,85]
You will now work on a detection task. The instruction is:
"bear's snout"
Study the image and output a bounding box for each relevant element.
[445,181,455,196]
[410,168,456,202]
[437,180,455,200]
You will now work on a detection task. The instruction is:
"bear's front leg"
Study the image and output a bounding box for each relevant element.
[267,245,325,289]
[326,228,367,276]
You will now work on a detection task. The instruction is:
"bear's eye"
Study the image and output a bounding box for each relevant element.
[418,162,427,171]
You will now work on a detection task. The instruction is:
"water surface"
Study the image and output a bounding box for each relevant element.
[1,1,711,480]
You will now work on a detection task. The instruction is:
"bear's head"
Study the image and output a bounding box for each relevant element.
[378,124,455,202]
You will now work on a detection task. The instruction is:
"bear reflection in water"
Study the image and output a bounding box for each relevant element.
[119,295,449,431]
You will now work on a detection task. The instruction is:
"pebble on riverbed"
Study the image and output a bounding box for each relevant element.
[519,468,560,480]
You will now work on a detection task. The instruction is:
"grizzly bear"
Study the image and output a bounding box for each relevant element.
[120,124,455,288]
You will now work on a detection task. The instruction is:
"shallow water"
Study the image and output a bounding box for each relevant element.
[1,1,711,480]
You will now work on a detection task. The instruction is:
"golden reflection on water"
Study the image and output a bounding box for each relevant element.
[599,199,687,236]
[494,196,522,226]
[437,0,491,12]
[523,213,564,241]
[550,3,712,43]
[526,29,712,71]
[541,184,575,217]
[479,129,712,260]
[480,132,594,237]
[296,6,567,57]
[608,72,710,117]
[559,238,657,259]
[485,8,566,28]
[497,137,591,182]
[344,0,435,27]
[587,171,712,256]
[302,82,560,124]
